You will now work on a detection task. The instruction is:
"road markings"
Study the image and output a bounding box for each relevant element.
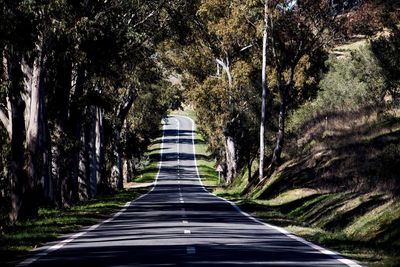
[182,220,188,224]
[184,229,191,234]
[17,119,174,266]
[176,115,364,267]
[186,246,196,255]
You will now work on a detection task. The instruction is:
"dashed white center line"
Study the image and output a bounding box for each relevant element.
[186,246,196,255]
[184,229,191,234]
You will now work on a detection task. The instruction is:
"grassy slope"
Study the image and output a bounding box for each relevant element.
[184,106,400,266]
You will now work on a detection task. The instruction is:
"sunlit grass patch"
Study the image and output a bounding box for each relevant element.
[345,200,400,242]
[258,188,319,206]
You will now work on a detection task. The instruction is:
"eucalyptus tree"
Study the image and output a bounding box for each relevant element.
[0,0,188,222]
[163,0,263,184]
[267,0,340,168]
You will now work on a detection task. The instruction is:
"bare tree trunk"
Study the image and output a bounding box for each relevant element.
[259,0,269,180]
[7,47,30,222]
[86,104,100,198]
[95,107,106,194]
[78,114,89,200]
[224,135,237,184]
[25,36,45,214]
[63,64,85,206]
[216,56,238,184]
[113,86,136,190]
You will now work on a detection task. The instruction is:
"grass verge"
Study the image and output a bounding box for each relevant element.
[1,127,164,266]
[0,188,149,266]
[130,138,161,183]
[174,107,400,265]
[218,189,400,267]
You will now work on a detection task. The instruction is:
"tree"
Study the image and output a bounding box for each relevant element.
[259,0,269,180]
[0,0,188,222]
[267,0,341,168]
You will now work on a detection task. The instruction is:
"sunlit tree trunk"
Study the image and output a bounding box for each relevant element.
[92,106,104,196]
[216,57,238,184]
[25,36,46,216]
[259,0,269,180]
[224,135,237,184]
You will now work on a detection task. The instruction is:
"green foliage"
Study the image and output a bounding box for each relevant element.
[319,46,386,109]
[371,28,400,99]
[289,44,388,132]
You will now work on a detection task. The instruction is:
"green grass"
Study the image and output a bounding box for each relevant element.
[0,188,148,266]
[194,133,219,187]
[0,127,165,266]
[131,140,161,183]
[216,187,400,266]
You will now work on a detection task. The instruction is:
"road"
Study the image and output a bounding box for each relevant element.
[18,116,362,267]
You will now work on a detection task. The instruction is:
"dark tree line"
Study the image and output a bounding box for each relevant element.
[0,0,184,223]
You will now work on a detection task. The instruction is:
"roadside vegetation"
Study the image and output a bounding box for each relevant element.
[0,127,164,266]
[1,1,399,266]
[0,187,148,266]
[190,17,400,266]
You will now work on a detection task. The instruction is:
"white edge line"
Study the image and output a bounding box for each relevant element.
[173,115,364,267]
[17,119,169,267]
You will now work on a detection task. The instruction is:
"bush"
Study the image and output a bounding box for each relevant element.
[318,45,386,110]
[288,44,387,132]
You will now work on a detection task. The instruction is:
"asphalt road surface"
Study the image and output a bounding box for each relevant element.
[18,116,363,267]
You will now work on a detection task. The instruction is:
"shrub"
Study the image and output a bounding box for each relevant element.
[288,44,387,133]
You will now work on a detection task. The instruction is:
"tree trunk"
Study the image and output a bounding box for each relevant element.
[51,58,72,207]
[78,113,89,200]
[216,56,238,184]
[95,107,106,194]
[86,105,100,198]
[0,52,12,138]
[113,128,123,190]
[224,135,237,184]
[63,64,85,206]
[25,37,45,215]
[113,86,137,190]
[271,90,286,166]
[7,47,30,222]
[259,0,269,180]
[271,67,293,167]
